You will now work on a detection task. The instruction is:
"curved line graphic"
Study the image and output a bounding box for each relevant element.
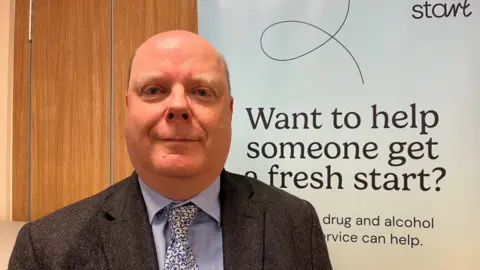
[260,0,364,84]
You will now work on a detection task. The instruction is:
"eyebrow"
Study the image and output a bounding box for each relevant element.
[189,73,223,86]
[131,72,224,90]
[130,73,166,90]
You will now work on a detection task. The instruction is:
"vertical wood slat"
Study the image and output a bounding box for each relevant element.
[12,0,31,222]
[29,0,111,220]
[112,0,198,183]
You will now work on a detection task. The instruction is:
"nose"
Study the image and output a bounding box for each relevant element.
[165,86,191,123]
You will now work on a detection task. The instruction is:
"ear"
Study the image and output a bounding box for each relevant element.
[229,96,234,119]
[125,92,129,108]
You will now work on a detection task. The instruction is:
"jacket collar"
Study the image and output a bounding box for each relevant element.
[100,170,265,270]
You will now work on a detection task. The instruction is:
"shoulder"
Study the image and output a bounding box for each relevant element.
[9,176,137,269]
[17,175,135,250]
[224,171,332,269]
[31,176,131,226]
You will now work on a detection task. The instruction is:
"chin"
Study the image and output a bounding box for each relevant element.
[151,154,204,177]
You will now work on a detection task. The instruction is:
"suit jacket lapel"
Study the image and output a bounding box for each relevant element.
[220,170,265,270]
[99,173,159,270]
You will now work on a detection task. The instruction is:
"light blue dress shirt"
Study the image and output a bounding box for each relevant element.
[138,176,224,270]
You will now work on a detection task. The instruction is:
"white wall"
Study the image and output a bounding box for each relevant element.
[0,0,15,221]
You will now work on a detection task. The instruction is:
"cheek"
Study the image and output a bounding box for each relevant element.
[126,102,165,138]
[204,110,232,138]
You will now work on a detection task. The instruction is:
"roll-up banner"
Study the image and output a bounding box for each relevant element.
[197,1,479,269]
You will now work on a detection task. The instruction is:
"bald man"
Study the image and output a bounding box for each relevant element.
[8,30,333,270]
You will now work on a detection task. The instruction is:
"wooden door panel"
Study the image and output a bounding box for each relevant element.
[12,0,30,221]
[30,0,111,220]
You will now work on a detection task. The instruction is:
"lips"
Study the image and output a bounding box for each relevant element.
[156,137,199,142]
[163,139,196,142]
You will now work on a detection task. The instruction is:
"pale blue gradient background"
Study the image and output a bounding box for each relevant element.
[198,1,479,269]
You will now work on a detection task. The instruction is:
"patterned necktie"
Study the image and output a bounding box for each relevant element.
[164,203,199,270]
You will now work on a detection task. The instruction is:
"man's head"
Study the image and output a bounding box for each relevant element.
[124,30,234,200]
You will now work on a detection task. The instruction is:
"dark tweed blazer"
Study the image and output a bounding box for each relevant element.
[8,169,332,270]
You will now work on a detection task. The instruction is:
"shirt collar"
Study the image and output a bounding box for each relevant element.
[138,175,221,226]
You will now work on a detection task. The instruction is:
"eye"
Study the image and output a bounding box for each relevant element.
[193,88,215,99]
[141,86,166,97]
[196,89,209,96]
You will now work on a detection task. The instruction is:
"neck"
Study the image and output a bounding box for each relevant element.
[138,170,219,200]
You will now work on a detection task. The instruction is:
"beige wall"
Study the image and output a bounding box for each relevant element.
[0,0,15,221]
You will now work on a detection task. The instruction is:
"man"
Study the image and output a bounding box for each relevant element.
[9,30,333,269]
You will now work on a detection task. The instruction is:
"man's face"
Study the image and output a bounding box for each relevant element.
[125,36,233,180]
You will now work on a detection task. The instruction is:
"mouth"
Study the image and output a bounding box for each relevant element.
[157,138,199,142]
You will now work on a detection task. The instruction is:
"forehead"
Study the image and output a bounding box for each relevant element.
[130,39,224,82]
